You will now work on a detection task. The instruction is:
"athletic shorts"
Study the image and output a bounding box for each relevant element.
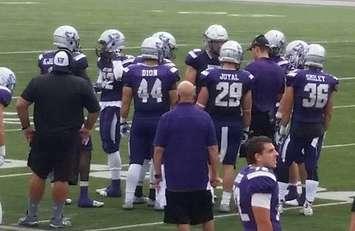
[164,190,213,225]
[27,131,80,182]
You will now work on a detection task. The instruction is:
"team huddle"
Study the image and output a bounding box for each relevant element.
[0,23,338,230]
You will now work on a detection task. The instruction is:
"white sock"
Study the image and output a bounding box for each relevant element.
[155,165,166,207]
[108,151,121,180]
[149,163,155,189]
[207,182,215,204]
[125,164,142,203]
[305,180,319,203]
[138,159,150,186]
[278,182,289,201]
[221,191,232,205]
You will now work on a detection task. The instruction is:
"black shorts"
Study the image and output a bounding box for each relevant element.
[250,111,275,140]
[27,131,80,182]
[164,190,213,225]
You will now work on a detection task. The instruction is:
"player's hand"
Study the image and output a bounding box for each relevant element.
[154,174,163,192]
[79,127,91,145]
[210,176,223,188]
[240,128,249,144]
[120,121,131,137]
[22,127,35,144]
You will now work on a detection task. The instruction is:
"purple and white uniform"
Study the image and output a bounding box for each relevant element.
[122,63,179,164]
[200,67,253,165]
[185,49,220,93]
[96,53,131,154]
[234,165,281,231]
[283,67,338,180]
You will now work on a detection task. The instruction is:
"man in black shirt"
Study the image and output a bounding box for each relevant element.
[16,51,100,228]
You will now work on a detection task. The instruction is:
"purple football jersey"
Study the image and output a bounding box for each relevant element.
[122,63,179,117]
[270,56,290,74]
[235,165,281,231]
[286,67,338,124]
[0,86,12,107]
[200,67,254,122]
[38,50,88,78]
[185,49,220,91]
[97,54,131,102]
[245,58,285,113]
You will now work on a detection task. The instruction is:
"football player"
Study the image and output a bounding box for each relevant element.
[279,44,338,216]
[264,29,289,73]
[38,25,103,208]
[276,40,309,210]
[120,36,179,209]
[197,40,253,212]
[133,32,177,206]
[234,136,281,231]
[184,24,228,94]
[0,67,16,224]
[94,29,131,198]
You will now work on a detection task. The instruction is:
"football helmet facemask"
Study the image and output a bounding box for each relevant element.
[203,24,228,56]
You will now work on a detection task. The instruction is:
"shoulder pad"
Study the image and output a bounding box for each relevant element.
[188,48,202,59]
[73,53,86,61]
[201,69,210,76]
[287,69,299,78]
[247,168,276,182]
[169,67,178,74]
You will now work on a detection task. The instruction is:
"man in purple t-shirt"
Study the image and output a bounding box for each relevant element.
[154,81,220,231]
[245,34,285,140]
[234,136,281,231]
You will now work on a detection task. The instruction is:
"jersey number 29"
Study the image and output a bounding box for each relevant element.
[215,82,242,107]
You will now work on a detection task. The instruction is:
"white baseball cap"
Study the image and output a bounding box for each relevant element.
[53,50,71,72]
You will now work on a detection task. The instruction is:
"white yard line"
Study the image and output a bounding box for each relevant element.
[0,172,31,178]
[0,225,46,231]
[85,201,351,231]
[0,1,40,4]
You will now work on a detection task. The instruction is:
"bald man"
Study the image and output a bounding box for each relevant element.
[153,81,219,231]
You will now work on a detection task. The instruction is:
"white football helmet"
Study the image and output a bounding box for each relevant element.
[96,29,125,57]
[219,40,243,64]
[264,30,286,57]
[304,44,326,68]
[0,67,16,92]
[141,36,163,61]
[53,25,80,51]
[152,31,176,59]
[285,40,308,69]
[204,24,228,55]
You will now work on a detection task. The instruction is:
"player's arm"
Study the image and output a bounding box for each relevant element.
[16,97,32,130]
[242,90,252,129]
[196,86,209,109]
[120,86,133,122]
[324,91,335,130]
[208,144,219,187]
[153,146,164,178]
[280,86,294,127]
[251,193,273,231]
[184,65,197,85]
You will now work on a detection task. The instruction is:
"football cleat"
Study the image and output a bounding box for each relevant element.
[78,199,104,208]
[96,186,121,197]
[278,201,285,214]
[300,201,313,216]
[49,216,72,228]
[64,198,72,205]
[133,196,147,204]
[122,201,134,210]
[18,215,39,227]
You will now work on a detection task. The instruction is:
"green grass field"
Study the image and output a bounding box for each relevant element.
[1,0,355,230]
